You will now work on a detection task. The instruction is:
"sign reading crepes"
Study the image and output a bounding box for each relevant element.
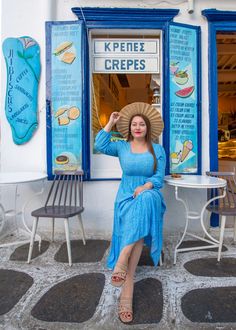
[93,39,159,73]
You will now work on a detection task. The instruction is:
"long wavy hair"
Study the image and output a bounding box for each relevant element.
[127,114,157,173]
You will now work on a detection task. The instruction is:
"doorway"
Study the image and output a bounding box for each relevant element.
[90,30,162,178]
[217,33,236,172]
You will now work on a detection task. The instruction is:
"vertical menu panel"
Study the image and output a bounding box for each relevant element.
[46,22,82,176]
[169,24,200,174]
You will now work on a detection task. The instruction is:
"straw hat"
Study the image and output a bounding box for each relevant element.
[116,102,164,140]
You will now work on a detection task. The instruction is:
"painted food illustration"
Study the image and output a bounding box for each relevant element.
[170,61,179,75]
[54,107,67,118]
[53,41,76,64]
[181,140,193,162]
[54,106,80,126]
[55,155,69,165]
[67,106,80,120]
[175,86,194,98]
[53,41,73,55]
[170,152,181,164]
[61,52,76,64]
[55,152,78,170]
[174,70,188,85]
[58,117,70,126]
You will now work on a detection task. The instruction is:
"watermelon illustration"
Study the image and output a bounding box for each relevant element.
[175,86,194,98]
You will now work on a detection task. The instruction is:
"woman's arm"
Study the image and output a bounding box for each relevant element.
[144,145,166,190]
[133,145,166,197]
[94,112,122,157]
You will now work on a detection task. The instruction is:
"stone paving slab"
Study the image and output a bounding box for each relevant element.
[0,269,33,315]
[10,240,50,261]
[31,273,105,323]
[54,239,110,263]
[184,257,236,277]
[131,278,163,325]
[181,286,236,323]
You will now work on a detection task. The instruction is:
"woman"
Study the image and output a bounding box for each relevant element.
[95,102,166,323]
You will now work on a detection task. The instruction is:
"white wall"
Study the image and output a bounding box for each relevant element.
[1,0,236,239]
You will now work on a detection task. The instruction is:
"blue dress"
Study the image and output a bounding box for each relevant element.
[95,129,166,270]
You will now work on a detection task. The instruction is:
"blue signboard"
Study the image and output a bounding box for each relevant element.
[46,22,82,176]
[169,24,200,174]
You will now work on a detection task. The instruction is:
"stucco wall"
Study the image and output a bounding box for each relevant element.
[1,0,235,239]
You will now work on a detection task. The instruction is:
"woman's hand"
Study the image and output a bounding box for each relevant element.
[109,112,121,125]
[133,182,153,198]
[104,112,121,132]
[133,185,146,198]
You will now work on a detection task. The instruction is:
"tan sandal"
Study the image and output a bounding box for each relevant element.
[118,297,133,323]
[111,262,128,287]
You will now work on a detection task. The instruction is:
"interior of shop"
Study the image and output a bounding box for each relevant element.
[217,32,236,171]
[92,73,160,138]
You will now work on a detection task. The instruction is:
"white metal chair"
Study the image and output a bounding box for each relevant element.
[206,170,236,260]
[27,170,86,266]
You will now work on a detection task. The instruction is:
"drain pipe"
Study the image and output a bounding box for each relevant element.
[188,0,194,14]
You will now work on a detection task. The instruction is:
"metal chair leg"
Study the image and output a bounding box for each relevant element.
[234,216,236,242]
[52,218,55,242]
[64,218,72,266]
[27,217,39,264]
[78,214,86,245]
[218,215,226,262]
[159,253,163,266]
[38,235,42,252]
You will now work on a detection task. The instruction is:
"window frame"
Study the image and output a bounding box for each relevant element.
[72,7,179,180]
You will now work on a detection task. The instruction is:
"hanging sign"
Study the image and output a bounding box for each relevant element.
[93,39,159,73]
[169,24,200,174]
[46,22,83,176]
[2,36,40,145]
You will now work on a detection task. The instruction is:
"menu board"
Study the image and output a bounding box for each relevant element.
[169,24,199,174]
[46,22,82,175]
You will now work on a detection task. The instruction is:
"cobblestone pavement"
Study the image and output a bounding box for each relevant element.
[0,234,236,330]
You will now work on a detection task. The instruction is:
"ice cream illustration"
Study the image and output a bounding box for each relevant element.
[181,140,193,162]
[170,61,179,75]
[170,151,181,164]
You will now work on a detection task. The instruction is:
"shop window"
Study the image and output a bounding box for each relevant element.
[46,9,202,178]
[90,32,162,179]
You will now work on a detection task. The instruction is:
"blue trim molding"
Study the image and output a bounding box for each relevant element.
[202,9,236,22]
[71,7,179,179]
[72,7,179,29]
[202,9,236,172]
[202,9,236,226]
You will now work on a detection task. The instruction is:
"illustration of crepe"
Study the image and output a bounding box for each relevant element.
[181,140,193,162]
[61,52,76,64]
[53,41,73,56]
[55,106,80,125]
[68,106,80,120]
[58,116,70,126]
[54,107,67,118]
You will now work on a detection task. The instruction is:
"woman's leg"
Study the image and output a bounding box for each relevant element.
[116,243,135,266]
[121,238,144,297]
[111,242,136,285]
[119,238,144,322]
